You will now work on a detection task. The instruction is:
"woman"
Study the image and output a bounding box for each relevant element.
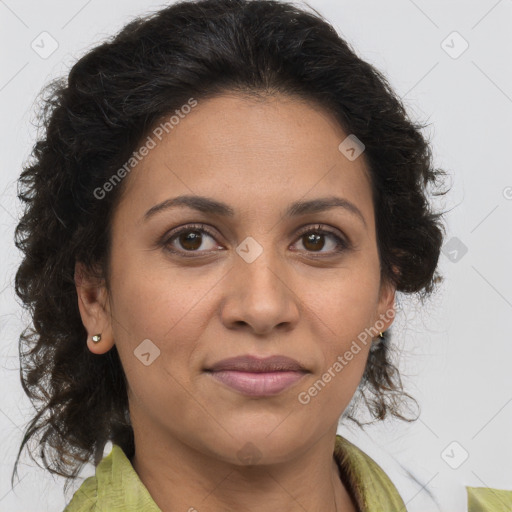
[11,0,511,510]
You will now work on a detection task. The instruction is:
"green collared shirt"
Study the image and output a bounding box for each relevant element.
[63,434,512,511]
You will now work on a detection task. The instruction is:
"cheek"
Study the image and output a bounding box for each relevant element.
[108,235,221,345]
[301,260,380,391]
[307,256,382,341]
[107,230,381,430]
[107,249,223,398]
[108,264,217,429]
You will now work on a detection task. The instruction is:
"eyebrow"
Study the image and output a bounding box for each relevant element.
[143,194,367,228]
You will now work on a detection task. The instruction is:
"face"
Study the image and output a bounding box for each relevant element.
[76,93,395,464]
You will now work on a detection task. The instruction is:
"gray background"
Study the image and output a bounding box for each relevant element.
[1,0,511,510]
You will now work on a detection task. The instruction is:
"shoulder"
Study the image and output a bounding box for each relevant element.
[62,475,98,512]
[466,486,512,512]
[333,436,512,512]
[334,434,407,511]
[62,444,161,512]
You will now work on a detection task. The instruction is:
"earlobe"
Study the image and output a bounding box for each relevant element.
[377,278,397,332]
[75,261,115,354]
[86,328,115,354]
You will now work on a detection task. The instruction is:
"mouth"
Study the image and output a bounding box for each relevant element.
[204,354,309,397]
[205,370,308,397]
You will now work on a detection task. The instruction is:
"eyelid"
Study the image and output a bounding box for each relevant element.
[294,223,350,245]
[159,223,222,254]
[160,222,351,256]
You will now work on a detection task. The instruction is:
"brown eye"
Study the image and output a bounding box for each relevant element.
[160,223,350,259]
[178,231,203,251]
[292,224,350,256]
[302,232,326,252]
[161,224,221,256]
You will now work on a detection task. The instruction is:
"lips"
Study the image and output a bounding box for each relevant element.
[205,355,309,397]
[205,354,308,373]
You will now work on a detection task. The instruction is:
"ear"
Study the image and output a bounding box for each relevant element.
[75,261,115,354]
[375,275,396,334]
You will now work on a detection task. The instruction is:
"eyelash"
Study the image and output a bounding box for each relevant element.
[160,223,351,258]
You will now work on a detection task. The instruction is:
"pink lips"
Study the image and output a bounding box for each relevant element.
[205,355,309,397]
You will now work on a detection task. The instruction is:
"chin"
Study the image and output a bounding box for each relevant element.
[208,423,307,466]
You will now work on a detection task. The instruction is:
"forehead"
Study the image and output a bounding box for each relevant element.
[114,93,373,223]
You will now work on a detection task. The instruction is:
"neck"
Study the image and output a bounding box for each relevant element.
[130,421,355,512]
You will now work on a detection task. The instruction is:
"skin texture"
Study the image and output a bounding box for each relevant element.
[75,93,396,512]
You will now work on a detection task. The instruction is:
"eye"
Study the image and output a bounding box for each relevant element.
[161,224,222,257]
[160,223,350,258]
[291,224,350,256]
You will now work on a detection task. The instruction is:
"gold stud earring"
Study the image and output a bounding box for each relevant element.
[92,334,102,343]
[378,331,384,338]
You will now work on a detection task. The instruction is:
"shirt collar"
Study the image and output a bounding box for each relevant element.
[68,434,406,511]
[333,434,407,511]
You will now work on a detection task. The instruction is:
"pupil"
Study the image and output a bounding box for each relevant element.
[304,233,324,251]
[180,231,202,250]
[177,232,326,252]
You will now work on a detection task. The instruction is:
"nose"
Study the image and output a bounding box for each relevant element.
[219,247,300,336]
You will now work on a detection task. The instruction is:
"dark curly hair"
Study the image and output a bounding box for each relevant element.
[12,0,447,490]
